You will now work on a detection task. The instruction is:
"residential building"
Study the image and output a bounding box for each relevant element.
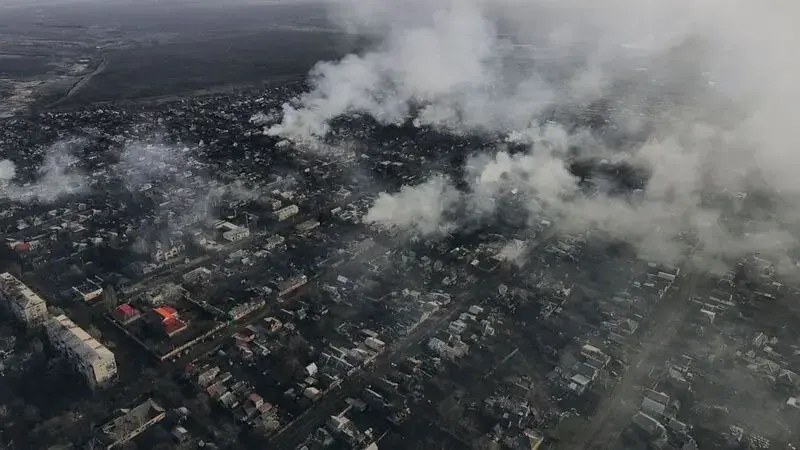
[45,314,117,389]
[72,278,104,303]
[150,306,188,337]
[279,275,308,297]
[182,266,213,286]
[296,219,320,233]
[275,204,299,221]
[151,241,185,263]
[111,304,142,325]
[265,234,285,250]
[214,220,251,242]
[93,398,166,449]
[0,272,48,326]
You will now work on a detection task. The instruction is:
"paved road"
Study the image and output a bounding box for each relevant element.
[122,185,371,296]
[572,271,700,449]
[268,303,463,449]
[45,52,108,109]
[266,231,511,449]
[168,220,387,366]
[8,211,78,241]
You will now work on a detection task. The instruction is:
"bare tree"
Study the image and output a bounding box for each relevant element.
[23,404,40,422]
[86,325,102,340]
[4,262,22,277]
[471,435,500,450]
[437,394,465,429]
[217,422,240,444]
[102,285,118,310]
[190,393,212,416]
[548,416,586,446]
[255,412,281,435]
[287,334,310,354]
[284,356,303,379]
[30,337,44,355]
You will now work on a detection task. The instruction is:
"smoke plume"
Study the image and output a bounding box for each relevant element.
[270,0,800,273]
[496,239,528,267]
[118,138,264,230]
[363,175,460,236]
[0,139,89,203]
[0,160,15,181]
[118,141,189,191]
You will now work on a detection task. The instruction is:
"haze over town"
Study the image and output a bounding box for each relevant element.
[0,1,798,449]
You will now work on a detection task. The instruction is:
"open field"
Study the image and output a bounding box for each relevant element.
[0,1,358,113]
[65,28,350,105]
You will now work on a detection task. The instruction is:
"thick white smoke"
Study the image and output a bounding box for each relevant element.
[269,0,800,272]
[0,139,89,203]
[118,141,189,190]
[0,159,16,181]
[118,138,266,230]
[267,0,553,139]
[267,0,708,139]
[496,239,528,267]
[363,175,460,236]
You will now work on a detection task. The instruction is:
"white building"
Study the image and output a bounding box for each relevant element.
[0,272,48,326]
[214,220,251,242]
[278,275,308,297]
[265,234,286,250]
[364,337,386,352]
[296,219,320,233]
[45,314,117,389]
[72,278,104,303]
[448,320,468,335]
[152,242,184,263]
[468,305,484,316]
[94,398,166,449]
[224,226,250,242]
[275,204,299,222]
[427,337,468,361]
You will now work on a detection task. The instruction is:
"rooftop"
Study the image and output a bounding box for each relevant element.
[153,306,178,321]
[46,314,114,364]
[96,398,166,447]
[0,272,46,309]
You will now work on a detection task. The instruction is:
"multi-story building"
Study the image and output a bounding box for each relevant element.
[151,241,185,263]
[274,204,299,222]
[0,272,48,326]
[278,275,308,297]
[224,226,250,242]
[93,398,166,449]
[45,314,117,389]
[296,219,320,233]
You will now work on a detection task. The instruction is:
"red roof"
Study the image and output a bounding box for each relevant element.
[257,402,273,413]
[117,304,136,315]
[163,318,187,336]
[233,331,255,342]
[154,306,178,321]
[13,242,31,252]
